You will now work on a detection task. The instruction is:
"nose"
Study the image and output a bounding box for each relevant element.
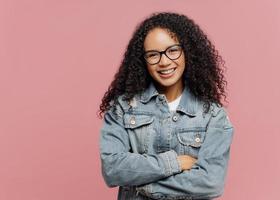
[159,53,171,66]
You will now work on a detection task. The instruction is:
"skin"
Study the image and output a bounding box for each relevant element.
[177,155,197,171]
[144,28,197,170]
[144,28,186,102]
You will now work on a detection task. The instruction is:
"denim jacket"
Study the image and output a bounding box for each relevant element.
[99,82,234,200]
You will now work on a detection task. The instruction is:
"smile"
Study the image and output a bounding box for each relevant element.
[158,68,176,75]
[157,67,177,79]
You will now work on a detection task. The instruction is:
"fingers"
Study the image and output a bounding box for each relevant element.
[177,155,197,170]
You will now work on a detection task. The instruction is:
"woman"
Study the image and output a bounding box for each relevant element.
[98,12,234,200]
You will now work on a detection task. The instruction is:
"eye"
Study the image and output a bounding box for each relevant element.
[167,47,180,54]
[145,52,159,58]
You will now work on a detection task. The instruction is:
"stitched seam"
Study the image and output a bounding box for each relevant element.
[166,152,172,176]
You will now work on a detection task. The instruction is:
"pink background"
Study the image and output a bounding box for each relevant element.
[1,0,279,199]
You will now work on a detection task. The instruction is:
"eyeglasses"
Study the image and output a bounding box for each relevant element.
[143,44,183,65]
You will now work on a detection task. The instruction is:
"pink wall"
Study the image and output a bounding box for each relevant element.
[1,0,279,199]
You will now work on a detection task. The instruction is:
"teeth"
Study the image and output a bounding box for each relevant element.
[159,68,175,74]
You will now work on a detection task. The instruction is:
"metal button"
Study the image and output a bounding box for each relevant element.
[195,137,201,143]
[172,115,178,122]
[158,95,164,101]
[130,116,136,125]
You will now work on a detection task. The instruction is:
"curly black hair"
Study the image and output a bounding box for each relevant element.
[98,12,227,118]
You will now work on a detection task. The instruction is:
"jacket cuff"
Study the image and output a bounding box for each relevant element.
[159,150,181,176]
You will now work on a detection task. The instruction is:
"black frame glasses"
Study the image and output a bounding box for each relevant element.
[143,44,183,65]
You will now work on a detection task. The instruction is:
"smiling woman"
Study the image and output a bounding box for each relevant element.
[98,12,234,200]
[143,28,186,101]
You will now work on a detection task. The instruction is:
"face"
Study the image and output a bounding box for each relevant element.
[143,28,186,92]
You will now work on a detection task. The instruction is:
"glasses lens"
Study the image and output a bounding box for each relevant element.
[166,45,182,60]
[144,45,183,65]
[144,52,160,65]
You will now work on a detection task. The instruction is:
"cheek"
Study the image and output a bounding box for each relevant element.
[178,57,186,71]
[180,54,186,67]
[147,66,156,76]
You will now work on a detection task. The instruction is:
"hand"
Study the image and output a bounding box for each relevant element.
[177,155,197,171]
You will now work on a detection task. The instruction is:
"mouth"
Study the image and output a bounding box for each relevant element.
[157,67,177,78]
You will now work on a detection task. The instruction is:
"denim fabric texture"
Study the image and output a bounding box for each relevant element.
[99,82,234,200]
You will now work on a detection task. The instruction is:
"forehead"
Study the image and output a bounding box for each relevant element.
[144,28,179,51]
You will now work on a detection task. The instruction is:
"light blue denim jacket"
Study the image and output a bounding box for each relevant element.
[99,82,234,200]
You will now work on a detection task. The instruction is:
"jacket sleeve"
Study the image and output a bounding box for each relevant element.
[99,102,182,187]
[135,108,234,200]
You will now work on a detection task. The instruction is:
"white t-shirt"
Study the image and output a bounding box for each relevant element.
[167,94,182,111]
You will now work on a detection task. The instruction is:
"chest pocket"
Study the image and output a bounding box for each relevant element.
[175,127,206,158]
[123,114,154,154]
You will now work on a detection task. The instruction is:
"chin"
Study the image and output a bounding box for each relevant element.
[157,80,179,88]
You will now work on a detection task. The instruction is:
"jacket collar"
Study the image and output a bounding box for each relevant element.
[139,82,159,103]
[176,86,198,117]
[140,82,198,117]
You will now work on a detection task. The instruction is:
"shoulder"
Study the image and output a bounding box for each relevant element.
[105,95,127,119]
[195,100,233,129]
[107,94,138,116]
[209,102,225,117]
[208,103,233,129]
[116,94,138,109]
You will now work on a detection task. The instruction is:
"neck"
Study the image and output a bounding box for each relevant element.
[156,80,184,102]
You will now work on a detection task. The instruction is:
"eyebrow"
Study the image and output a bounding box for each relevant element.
[144,44,180,52]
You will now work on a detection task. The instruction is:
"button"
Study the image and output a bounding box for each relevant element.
[172,115,178,122]
[130,116,136,125]
[195,137,201,143]
[158,94,165,101]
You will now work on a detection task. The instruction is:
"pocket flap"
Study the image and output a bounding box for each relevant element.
[123,114,154,129]
[176,128,206,147]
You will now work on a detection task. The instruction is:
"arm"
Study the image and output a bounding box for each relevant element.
[136,108,234,200]
[99,103,182,187]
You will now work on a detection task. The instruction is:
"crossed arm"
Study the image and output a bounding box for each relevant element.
[100,106,234,199]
